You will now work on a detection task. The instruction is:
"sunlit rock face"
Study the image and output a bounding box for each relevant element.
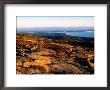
[16,34,94,74]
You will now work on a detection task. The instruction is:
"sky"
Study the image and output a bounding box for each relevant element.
[17,16,94,28]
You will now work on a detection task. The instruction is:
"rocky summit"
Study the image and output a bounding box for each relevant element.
[16,34,94,74]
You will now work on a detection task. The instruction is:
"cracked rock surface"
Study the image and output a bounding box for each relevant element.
[16,34,94,74]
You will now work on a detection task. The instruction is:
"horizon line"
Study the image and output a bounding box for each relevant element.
[17,26,94,29]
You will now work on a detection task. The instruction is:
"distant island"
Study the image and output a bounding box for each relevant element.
[17,27,94,32]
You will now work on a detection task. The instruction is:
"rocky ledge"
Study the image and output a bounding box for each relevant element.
[16,34,94,74]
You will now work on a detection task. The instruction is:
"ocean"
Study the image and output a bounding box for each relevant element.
[65,31,94,37]
[17,29,94,38]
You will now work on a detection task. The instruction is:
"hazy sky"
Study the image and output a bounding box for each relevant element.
[17,16,94,28]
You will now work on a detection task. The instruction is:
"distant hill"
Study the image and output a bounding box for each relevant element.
[17,27,94,32]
